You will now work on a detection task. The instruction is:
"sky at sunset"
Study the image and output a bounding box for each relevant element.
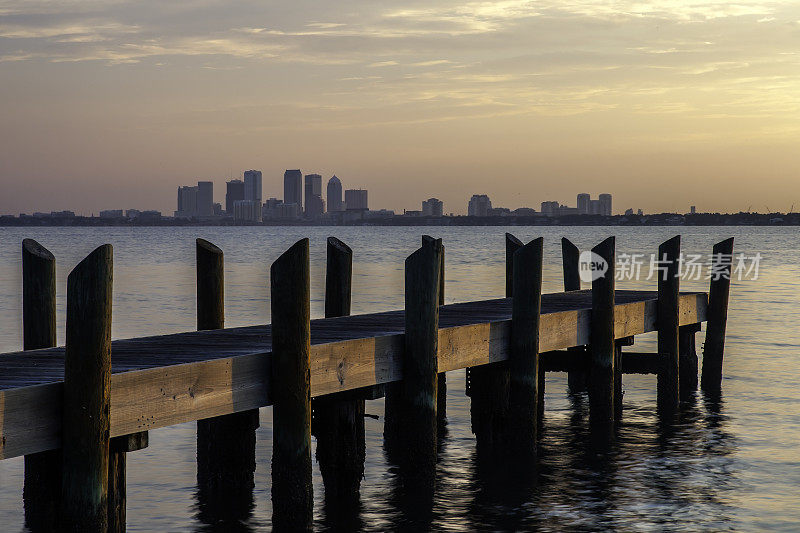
[1,0,799,215]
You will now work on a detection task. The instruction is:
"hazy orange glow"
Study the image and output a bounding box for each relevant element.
[1,1,799,215]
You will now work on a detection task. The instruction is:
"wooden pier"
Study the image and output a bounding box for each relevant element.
[0,234,733,531]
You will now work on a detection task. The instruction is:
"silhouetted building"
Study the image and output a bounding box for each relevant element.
[577,193,591,215]
[599,193,612,216]
[327,175,343,212]
[468,194,492,216]
[422,198,443,217]
[541,201,559,216]
[233,200,261,222]
[243,170,262,205]
[99,209,123,219]
[226,179,244,214]
[197,181,214,216]
[304,174,324,218]
[345,189,368,211]
[176,185,198,217]
[284,170,302,212]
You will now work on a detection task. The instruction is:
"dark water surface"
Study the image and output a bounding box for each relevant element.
[0,226,798,531]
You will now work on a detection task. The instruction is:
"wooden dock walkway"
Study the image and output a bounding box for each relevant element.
[0,234,733,532]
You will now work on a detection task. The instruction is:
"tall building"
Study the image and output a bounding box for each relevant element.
[197,181,214,216]
[422,198,443,217]
[577,193,591,215]
[541,201,560,216]
[468,194,492,217]
[225,179,244,214]
[243,170,262,205]
[304,174,324,218]
[327,175,343,212]
[284,169,303,211]
[599,193,612,216]
[590,199,601,215]
[176,185,198,217]
[345,189,368,211]
[233,200,261,223]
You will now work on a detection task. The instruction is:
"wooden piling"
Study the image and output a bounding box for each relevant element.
[701,238,734,393]
[589,237,616,428]
[397,238,442,489]
[657,235,681,413]
[562,237,588,393]
[313,237,365,511]
[21,239,60,532]
[423,235,447,429]
[508,237,543,459]
[107,432,148,532]
[60,245,113,532]
[469,233,519,457]
[270,239,313,530]
[679,323,702,397]
[195,238,259,524]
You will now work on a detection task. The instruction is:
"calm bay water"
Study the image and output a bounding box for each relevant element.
[0,225,798,531]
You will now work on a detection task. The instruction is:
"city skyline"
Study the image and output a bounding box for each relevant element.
[3,2,800,215]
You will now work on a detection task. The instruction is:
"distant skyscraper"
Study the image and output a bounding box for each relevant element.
[468,194,492,217]
[422,198,443,217]
[599,193,612,216]
[304,174,324,218]
[345,189,368,211]
[541,201,559,216]
[590,199,601,215]
[284,169,302,211]
[690,205,696,215]
[327,175,343,212]
[225,179,244,214]
[243,170,262,205]
[176,185,198,217]
[197,181,213,216]
[577,193,591,215]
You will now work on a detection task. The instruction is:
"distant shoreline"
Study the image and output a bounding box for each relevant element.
[1,212,797,227]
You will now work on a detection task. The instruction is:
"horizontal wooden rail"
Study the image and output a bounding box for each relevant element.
[0,290,706,460]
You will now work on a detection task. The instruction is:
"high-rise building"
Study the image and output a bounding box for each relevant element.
[577,193,591,215]
[468,194,492,217]
[690,205,696,215]
[541,201,559,216]
[327,175,343,212]
[599,193,612,216]
[176,185,198,217]
[345,189,368,211]
[225,179,244,214]
[304,174,324,218]
[590,199,601,215]
[197,181,214,216]
[284,169,303,211]
[233,200,262,222]
[243,170,262,205]
[422,198,443,217]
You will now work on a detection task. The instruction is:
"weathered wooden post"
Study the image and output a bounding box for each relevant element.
[313,237,365,512]
[589,237,616,429]
[195,238,259,524]
[61,244,113,532]
[423,235,447,430]
[508,237,543,460]
[701,238,734,393]
[270,238,313,530]
[21,239,60,532]
[397,237,442,491]
[469,233,519,457]
[679,323,702,397]
[562,237,588,393]
[107,432,148,532]
[657,235,681,413]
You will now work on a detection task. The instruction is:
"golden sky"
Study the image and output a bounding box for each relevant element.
[1,0,799,215]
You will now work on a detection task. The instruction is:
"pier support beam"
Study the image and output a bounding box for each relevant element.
[589,237,616,431]
[423,235,447,432]
[313,237,365,520]
[107,432,148,533]
[61,245,113,532]
[270,239,313,530]
[701,238,734,394]
[562,237,588,393]
[469,233,519,458]
[679,323,702,398]
[397,238,442,491]
[508,237,543,461]
[21,239,60,533]
[657,235,681,414]
[195,239,258,524]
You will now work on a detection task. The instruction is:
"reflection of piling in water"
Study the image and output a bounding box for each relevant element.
[0,233,734,529]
